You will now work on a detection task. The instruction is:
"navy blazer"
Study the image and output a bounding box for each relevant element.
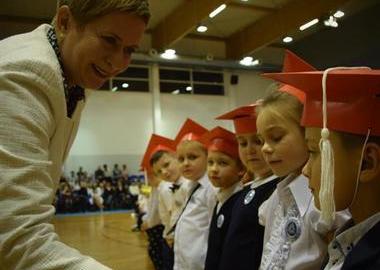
[341,220,380,270]
[219,178,279,270]
[205,190,243,270]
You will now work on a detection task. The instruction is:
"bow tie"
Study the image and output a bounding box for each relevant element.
[170,183,181,193]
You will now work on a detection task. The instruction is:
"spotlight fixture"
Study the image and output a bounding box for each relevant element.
[283,36,293,43]
[160,49,177,60]
[197,25,208,33]
[324,16,338,28]
[333,10,345,18]
[239,56,260,66]
[122,83,129,88]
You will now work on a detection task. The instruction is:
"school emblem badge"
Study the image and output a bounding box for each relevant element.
[244,189,255,205]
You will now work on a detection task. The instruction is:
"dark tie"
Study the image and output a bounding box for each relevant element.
[169,183,181,193]
[166,183,201,235]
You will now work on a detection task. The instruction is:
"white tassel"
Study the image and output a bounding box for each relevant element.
[318,68,337,228]
[319,127,335,228]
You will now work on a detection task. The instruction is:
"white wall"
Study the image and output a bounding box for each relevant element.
[63,67,273,176]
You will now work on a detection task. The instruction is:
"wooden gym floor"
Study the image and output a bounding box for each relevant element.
[52,212,155,270]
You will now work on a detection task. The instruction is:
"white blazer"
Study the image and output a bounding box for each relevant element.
[0,25,110,269]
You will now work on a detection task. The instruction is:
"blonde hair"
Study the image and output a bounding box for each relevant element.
[256,85,304,131]
[52,0,150,26]
[177,140,207,154]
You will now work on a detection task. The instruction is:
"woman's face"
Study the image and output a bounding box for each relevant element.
[58,8,146,89]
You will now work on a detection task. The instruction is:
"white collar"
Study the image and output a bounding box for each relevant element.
[250,174,278,189]
[278,173,312,217]
[217,182,242,205]
[335,212,380,252]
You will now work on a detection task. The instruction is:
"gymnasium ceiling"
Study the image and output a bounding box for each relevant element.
[0,0,378,68]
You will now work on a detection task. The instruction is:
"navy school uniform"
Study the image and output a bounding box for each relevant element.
[146,224,165,270]
[341,220,380,270]
[218,175,279,270]
[205,189,243,270]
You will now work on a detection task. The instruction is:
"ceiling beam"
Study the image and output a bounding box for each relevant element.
[228,2,277,13]
[226,0,351,59]
[151,0,226,50]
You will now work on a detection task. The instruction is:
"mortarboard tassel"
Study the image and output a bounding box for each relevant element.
[319,68,337,228]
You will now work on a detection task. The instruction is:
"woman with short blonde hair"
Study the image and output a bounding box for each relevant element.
[0,1,149,269]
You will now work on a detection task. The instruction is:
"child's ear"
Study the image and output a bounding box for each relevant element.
[359,142,380,183]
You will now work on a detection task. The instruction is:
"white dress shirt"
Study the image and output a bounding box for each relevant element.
[167,177,190,239]
[143,186,162,228]
[173,173,217,270]
[259,173,326,270]
[158,181,173,234]
[324,212,380,270]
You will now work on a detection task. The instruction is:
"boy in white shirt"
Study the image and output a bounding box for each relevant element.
[172,119,217,270]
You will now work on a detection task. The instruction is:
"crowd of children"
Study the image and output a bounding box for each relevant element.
[138,50,380,270]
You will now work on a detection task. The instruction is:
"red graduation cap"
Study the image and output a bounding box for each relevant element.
[174,118,208,147]
[201,127,239,159]
[140,134,175,170]
[216,103,258,135]
[277,50,317,104]
[263,68,380,136]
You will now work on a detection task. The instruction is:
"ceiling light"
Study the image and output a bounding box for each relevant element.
[239,56,260,66]
[197,25,208,33]
[186,86,192,91]
[241,0,249,1]
[333,10,345,18]
[122,83,129,88]
[299,18,319,31]
[111,86,118,92]
[209,4,227,18]
[324,16,338,28]
[160,49,177,60]
[283,36,293,43]
[172,89,180,95]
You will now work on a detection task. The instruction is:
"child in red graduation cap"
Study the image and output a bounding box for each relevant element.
[140,134,173,270]
[202,127,245,270]
[171,118,217,270]
[141,134,187,270]
[265,64,380,269]
[256,50,330,270]
[215,103,279,270]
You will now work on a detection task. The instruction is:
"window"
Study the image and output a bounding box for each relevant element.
[98,65,150,92]
[159,67,224,95]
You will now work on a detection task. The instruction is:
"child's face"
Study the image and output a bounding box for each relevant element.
[177,141,208,181]
[236,133,272,178]
[207,151,242,189]
[257,111,309,177]
[152,153,181,183]
[303,127,363,211]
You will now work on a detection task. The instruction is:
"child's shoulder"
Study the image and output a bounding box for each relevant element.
[341,213,380,269]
